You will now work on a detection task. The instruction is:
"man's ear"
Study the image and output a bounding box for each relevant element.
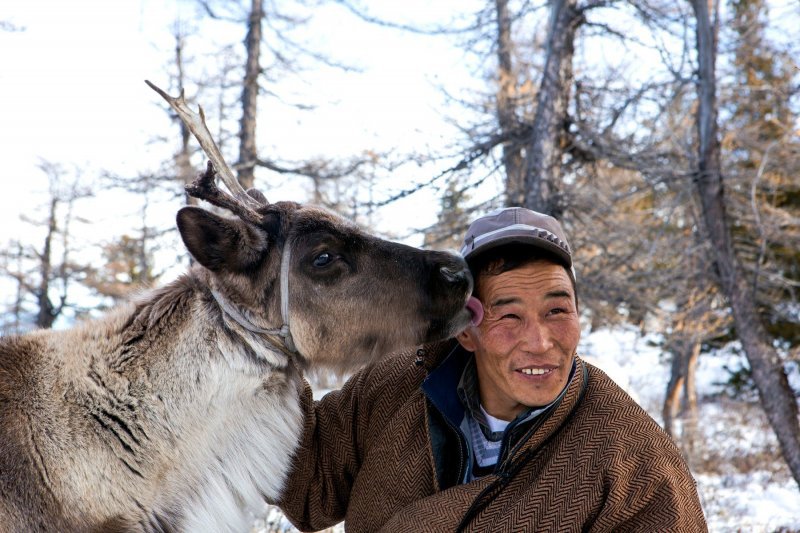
[176,206,268,272]
[457,327,478,352]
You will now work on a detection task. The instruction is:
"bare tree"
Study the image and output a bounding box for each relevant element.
[0,162,93,330]
[195,0,378,200]
[0,242,27,334]
[424,176,475,251]
[83,233,160,304]
[662,277,730,447]
[237,0,263,189]
[523,0,584,217]
[495,0,526,206]
[172,21,201,206]
[0,20,24,32]
[689,0,800,487]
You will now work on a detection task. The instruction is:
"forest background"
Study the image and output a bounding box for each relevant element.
[1,0,799,530]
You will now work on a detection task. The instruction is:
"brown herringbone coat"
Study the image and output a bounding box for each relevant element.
[278,341,707,532]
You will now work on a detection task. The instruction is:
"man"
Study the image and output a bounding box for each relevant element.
[277,207,707,531]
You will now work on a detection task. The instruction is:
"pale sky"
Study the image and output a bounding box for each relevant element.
[0,0,489,254]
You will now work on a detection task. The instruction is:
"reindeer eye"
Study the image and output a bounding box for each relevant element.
[313,252,334,268]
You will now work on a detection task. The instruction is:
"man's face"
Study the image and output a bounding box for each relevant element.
[456,260,580,421]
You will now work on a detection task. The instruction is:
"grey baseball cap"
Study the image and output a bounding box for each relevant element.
[459,207,572,268]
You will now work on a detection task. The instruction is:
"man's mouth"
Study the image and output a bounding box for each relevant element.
[518,367,555,376]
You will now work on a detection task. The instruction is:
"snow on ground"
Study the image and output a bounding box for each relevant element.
[253,326,800,532]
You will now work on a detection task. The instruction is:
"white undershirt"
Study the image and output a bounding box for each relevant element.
[479,404,511,434]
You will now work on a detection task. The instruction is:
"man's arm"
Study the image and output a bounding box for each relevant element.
[591,441,708,532]
[275,368,373,531]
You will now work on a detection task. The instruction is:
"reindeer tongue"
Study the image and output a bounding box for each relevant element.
[466,296,484,327]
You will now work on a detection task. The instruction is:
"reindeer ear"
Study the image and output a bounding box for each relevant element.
[177,207,268,272]
[246,188,268,205]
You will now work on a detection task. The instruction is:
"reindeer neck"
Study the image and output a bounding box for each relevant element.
[189,268,297,370]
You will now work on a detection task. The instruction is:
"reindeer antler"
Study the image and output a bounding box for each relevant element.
[145,80,265,224]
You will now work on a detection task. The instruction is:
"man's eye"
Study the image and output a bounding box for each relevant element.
[501,314,520,320]
[313,252,334,267]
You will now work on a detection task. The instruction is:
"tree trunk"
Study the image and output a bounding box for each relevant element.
[494,0,525,206]
[681,342,700,466]
[173,29,198,206]
[12,242,24,333]
[237,0,263,190]
[523,0,581,217]
[690,0,800,488]
[36,198,57,329]
[662,338,700,436]
[662,363,685,438]
[685,342,700,417]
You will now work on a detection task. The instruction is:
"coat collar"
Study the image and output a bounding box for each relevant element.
[421,342,469,427]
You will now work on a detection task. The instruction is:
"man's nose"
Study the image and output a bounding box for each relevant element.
[520,321,553,353]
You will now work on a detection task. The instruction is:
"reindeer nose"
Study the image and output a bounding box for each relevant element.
[432,253,473,293]
[440,265,468,283]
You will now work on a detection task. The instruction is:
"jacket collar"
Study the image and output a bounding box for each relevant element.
[420,341,589,461]
[421,343,468,428]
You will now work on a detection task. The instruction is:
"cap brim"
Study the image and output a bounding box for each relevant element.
[461,229,572,267]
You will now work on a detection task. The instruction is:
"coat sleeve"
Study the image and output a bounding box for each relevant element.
[274,367,375,532]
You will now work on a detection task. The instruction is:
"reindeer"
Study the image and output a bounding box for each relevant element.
[0,83,478,532]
